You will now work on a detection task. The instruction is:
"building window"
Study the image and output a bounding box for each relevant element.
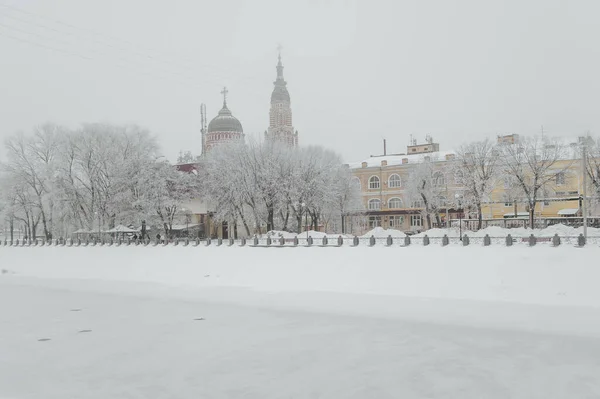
[389,215,404,228]
[368,176,380,189]
[454,170,464,185]
[410,215,422,227]
[555,172,566,186]
[351,177,361,190]
[437,196,447,205]
[388,197,403,209]
[411,198,425,208]
[503,176,513,189]
[388,174,401,188]
[432,171,446,187]
[369,216,381,228]
[368,199,381,210]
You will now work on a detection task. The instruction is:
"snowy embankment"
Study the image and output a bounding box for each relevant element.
[2,245,600,308]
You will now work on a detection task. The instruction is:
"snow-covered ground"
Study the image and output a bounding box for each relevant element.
[2,246,600,398]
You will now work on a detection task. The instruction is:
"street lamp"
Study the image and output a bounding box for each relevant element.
[454,193,463,241]
[182,208,189,237]
[301,202,308,240]
[94,211,101,240]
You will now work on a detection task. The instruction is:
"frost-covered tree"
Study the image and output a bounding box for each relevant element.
[200,139,357,235]
[497,136,572,228]
[406,157,448,230]
[135,160,200,238]
[584,136,600,207]
[2,124,63,239]
[454,139,500,229]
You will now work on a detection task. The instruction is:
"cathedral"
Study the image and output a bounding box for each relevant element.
[202,53,298,153]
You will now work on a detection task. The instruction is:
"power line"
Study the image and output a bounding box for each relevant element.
[0,2,244,81]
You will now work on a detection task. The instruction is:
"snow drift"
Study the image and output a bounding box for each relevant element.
[2,245,600,308]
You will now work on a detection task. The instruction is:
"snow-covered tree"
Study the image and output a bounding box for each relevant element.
[497,136,572,228]
[135,160,201,238]
[406,157,448,230]
[454,139,500,229]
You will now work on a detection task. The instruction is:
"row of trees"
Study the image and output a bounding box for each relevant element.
[199,140,362,237]
[407,135,600,230]
[0,123,360,240]
[0,123,199,240]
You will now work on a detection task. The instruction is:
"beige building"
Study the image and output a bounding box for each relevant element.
[348,136,597,234]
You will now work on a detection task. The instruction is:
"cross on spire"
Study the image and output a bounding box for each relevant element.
[277,44,283,61]
[221,86,228,107]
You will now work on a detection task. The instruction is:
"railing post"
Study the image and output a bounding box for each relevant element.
[229,237,235,246]
[369,235,375,247]
[462,234,469,246]
[337,235,343,247]
[240,237,246,246]
[206,237,211,246]
[423,235,430,246]
[279,236,285,246]
[266,237,271,246]
[528,234,537,247]
[578,233,586,247]
[404,236,411,246]
[386,235,393,246]
[253,235,258,246]
[307,236,313,246]
[441,234,449,246]
[506,234,513,247]
[483,234,491,246]
[322,236,328,246]
[293,236,298,246]
[352,236,359,246]
[552,234,561,247]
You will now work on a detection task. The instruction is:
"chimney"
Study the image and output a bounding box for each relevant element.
[381,160,387,167]
[445,154,456,161]
[361,162,367,168]
[402,158,408,164]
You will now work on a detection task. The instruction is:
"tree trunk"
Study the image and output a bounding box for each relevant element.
[477,203,483,230]
[266,207,274,232]
[297,215,302,234]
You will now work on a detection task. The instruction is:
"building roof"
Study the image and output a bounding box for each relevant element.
[348,150,456,169]
[207,104,243,133]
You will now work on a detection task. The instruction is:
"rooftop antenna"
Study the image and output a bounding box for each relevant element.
[383,139,387,156]
[200,103,207,155]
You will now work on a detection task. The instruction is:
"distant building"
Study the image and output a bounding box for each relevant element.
[265,53,298,147]
[204,87,244,152]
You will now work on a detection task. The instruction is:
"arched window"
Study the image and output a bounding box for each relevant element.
[388,174,401,188]
[351,177,361,190]
[454,170,464,185]
[433,171,446,187]
[388,197,403,209]
[368,199,381,210]
[368,176,380,189]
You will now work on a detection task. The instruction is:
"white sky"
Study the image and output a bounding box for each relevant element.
[1,0,599,163]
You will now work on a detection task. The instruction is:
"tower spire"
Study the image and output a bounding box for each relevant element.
[220,86,228,107]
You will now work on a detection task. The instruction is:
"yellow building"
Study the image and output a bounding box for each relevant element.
[349,136,593,234]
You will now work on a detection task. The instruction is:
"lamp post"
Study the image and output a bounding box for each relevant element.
[455,193,463,241]
[94,211,100,239]
[301,202,308,240]
[182,208,189,238]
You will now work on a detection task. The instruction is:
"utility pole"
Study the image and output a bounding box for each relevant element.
[581,135,588,240]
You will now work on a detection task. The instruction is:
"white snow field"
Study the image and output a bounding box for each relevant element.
[2,246,600,398]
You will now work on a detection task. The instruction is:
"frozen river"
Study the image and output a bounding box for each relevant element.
[2,276,600,399]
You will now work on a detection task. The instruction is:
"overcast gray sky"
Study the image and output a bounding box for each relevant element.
[1,0,599,163]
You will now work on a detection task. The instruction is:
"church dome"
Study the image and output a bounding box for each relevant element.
[207,104,243,133]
